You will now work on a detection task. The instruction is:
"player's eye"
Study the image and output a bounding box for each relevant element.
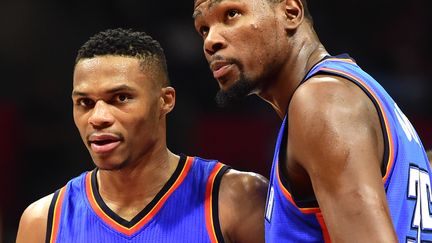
[114,94,131,103]
[226,9,240,19]
[199,26,209,37]
[77,98,94,108]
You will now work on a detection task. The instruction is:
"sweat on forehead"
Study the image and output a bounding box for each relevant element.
[194,0,230,9]
[193,0,243,19]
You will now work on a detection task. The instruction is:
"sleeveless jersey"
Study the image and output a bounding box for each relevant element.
[46,155,229,243]
[264,54,432,242]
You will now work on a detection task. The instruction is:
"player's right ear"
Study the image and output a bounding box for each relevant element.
[159,87,176,116]
[282,0,304,30]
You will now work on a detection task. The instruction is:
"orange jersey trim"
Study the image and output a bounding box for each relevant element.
[312,57,356,70]
[204,162,224,243]
[276,165,330,240]
[49,186,66,243]
[319,57,355,65]
[320,67,396,182]
[85,156,194,236]
[276,164,321,214]
[315,212,331,243]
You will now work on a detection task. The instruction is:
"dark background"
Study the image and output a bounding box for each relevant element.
[0,0,430,242]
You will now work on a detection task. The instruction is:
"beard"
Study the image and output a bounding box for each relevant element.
[215,74,257,107]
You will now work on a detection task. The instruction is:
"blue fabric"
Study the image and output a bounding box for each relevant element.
[265,55,431,242]
[53,156,223,242]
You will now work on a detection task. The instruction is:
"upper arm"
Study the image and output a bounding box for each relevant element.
[218,170,269,243]
[16,194,54,243]
[288,76,397,241]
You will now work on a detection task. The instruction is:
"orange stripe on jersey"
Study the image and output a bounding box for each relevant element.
[276,164,321,214]
[85,156,194,236]
[49,186,66,243]
[320,67,396,182]
[315,212,331,243]
[315,57,355,68]
[276,164,331,240]
[204,162,224,243]
[276,165,331,243]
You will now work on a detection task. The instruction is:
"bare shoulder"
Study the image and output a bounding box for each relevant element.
[219,169,269,220]
[287,74,383,168]
[220,169,269,199]
[289,74,377,140]
[290,74,372,115]
[218,169,268,243]
[16,193,54,243]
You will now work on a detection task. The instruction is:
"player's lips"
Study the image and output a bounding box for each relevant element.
[88,133,122,154]
[210,61,233,79]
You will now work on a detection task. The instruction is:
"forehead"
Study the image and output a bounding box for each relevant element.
[194,0,223,8]
[74,56,141,75]
[193,0,241,17]
[193,0,270,20]
[73,56,152,90]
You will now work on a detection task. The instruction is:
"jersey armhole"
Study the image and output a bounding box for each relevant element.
[277,122,319,208]
[206,164,230,243]
[45,187,66,243]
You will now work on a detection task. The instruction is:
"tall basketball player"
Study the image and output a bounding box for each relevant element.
[192,0,431,241]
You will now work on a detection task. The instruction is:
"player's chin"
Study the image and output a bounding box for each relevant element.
[91,155,127,171]
[217,67,242,88]
[217,76,239,91]
[95,163,126,171]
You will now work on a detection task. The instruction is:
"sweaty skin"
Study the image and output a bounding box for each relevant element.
[193,0,398,241]
[16,55,268,243]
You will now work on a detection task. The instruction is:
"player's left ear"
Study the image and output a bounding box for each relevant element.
[159,86,176,116]
[282,0,304,30]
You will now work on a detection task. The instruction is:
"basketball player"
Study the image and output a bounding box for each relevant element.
[192,0,431,241]
[16,28,268,243]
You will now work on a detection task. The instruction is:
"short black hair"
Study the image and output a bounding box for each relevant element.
[76,28,169,86]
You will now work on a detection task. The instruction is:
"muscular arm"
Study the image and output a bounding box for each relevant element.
[287,75,397,242]
[218,169,269,243]
[16,194,53,243]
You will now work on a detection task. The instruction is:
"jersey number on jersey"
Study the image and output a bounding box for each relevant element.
[408,166,432,242]
[265,186,275,222]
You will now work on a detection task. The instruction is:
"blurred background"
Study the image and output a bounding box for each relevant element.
[0,0,430,241]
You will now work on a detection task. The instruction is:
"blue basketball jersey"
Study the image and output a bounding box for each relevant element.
[264,54,432,242]
[46,155,229,243]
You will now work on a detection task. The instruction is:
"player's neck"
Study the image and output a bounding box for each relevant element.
[257,28,328,119]
[96,149,179,220]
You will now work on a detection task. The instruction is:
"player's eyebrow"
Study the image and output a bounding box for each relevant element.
[192,10,202,19]
[192,0,228,19]
[72,84,135,97]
